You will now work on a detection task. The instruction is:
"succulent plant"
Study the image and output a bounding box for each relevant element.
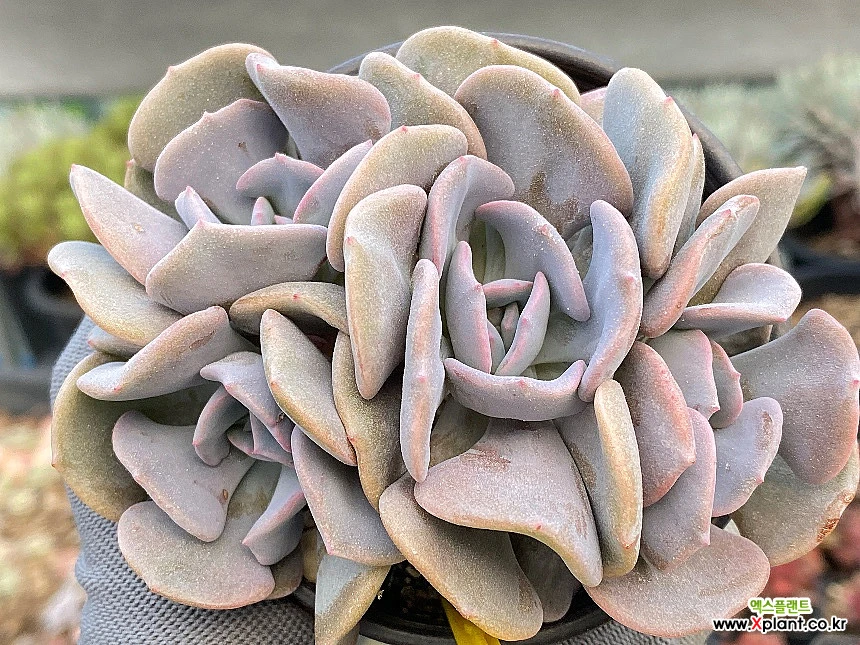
[49,26,860,643]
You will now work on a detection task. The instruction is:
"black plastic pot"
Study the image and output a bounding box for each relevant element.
[309,33,744,645]
[779,232,860,299]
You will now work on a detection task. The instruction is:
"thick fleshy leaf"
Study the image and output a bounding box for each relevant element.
[401,260,446,482]
[733,446,859,565]
[76,306,252,401]
[235,153,323,217]
[250,197,276,226]
[419,155,514,274]
[648,330,719,419]
[428,398,488,467]
[475,200,589,320]
[602,68,695,279]
[193,385,247,466]
[52,352,214,521]
[86,326,143,359]
[48,241,181,347]
[396,26,580,101]
[328,124,466,271]
[332,332,405,509]
[500,303,519,351]
[691,167,807,303]
[709,340,743,429]
[445,357,586,421]
[732,309,860,484]
[457,66,632,239]
[415,418,603,586]
[124,160,181,219]
[511,534,581,623]
[615,342,695,507]
[69,165,188,284]
[482,279,532,309]
[243,465,306,565]
[713,398,783,516]
[117,461,279,609]
[535,201,641,401]
[128,43,269,170]
[293,141,373,226]
[673,134,706,254]
[640,409,715,570]
[579,87,605,124]
[230,282,348,336]
[315,553,390,645]
[292,427,403,566]
[487,322,505,372]
[380,475,543,639]
[113,412,253,542]
[267,548,304,600]
[675,263,802,338]
[246,53,391,168]
[227,415,293,465]
[200,351,284,428]
[445,241,493,373]
[360,52,486,158]
[153,99,288,224]
[557,380,642,577]
[586,526,770,637]
[174,186,220,227]
[496,272,550,377]
[145,219,327,315]
[344,185,427,399]
[640,195,760,338]
[261,310,355,465]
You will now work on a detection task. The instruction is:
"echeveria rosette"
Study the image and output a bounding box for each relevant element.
[48,25,860,643]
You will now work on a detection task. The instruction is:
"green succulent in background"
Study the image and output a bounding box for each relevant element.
[0,97,141,269]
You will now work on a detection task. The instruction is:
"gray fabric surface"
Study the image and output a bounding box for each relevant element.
[52,318,708,645]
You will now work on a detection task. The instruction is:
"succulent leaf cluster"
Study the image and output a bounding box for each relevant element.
[49,26,860,642]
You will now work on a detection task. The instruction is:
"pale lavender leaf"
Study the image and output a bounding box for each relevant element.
[672,134,706,254]
[193,385,247,466]
[482,279,532,309]
[445,241,493,373]
[487,322,505,373]
[578,87,606,124]
[250,196,276,225]
[124,159,181,220]
[500,302,519,351]
[230,281,348,336]
[200,351,284,428]
[86,326,144,359]
[235,153,323,217]
[243,464,306,565]
[709,340,743,429]
[511,534,581,623]
[227,416,293,465]
[648,330,720,419]
[496,271,550,377]
[174,186,220,227]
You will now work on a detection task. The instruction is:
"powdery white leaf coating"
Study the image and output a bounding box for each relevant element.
[675,263,802,338]
[201,351,286,429]
[445,241,493,373]
[691,167,807,303]
[640,409,715,571]
[344,185,427,399]
[415,418,602,587]
[401,260,446,482]
[578,87,606,125]
[487,322,505,373]
[535,201,641,401]
[328,124,466,271]
[648,330,720,419]
[193,385,247,466]
[380,474,543,640]
[113,412,253,542]
[314,553,390,645]
[86,326,144,359]
[235,153,323,218]
[475,200,589,320]
[640,195,760,338]
[260,310,355,466]
[419,155,514,275]
[76,306,252,401]
[48,241,181,348]
[246,53,391,169]
[129,43,269,171]
[230,282,348,336]
[500,302,519,351]
[293,141,373,226]
[495,271,550,377]
[511,534,580,623]
[709,340,744,429]
[117,462,279,609]
[732,308,860,485]
[153,99,288,224]
[672,134,706,255]
[615,342,695,507]
[586,526,770,638]
[457,66,632,239]
[733,447,858,566]
[69,165,188,284]
[602,68,695,279]
[227,415,293,465]
[291,426,403,567]
[250,197,276,226]
[557,379,642,577]
[712,398,783,517]
[243,464,306,565]
[359,52,486,158]
[396,26,580,102]
[145,219,327,315]
[332,333,405,509]
[174,186,220,228]
[444,357,587,421]
[482,279,533,309]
